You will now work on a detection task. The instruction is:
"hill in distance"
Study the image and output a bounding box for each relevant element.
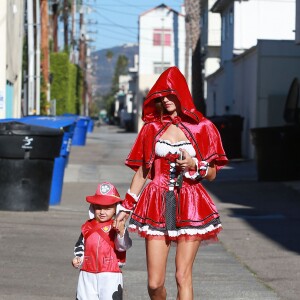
[92,43,138,96]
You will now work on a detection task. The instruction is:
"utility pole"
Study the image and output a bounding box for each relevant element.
[161,17,165,72]
[52,1,59,52]
[35,0,41,115]
[71,0,77,63]
[41,0,50,113]
[27,0,35,115]
[63,0,69,51]
[184,0,204,113]
[79,8,86,115]
[0,0,7,118]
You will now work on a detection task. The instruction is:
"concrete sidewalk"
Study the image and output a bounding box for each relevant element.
[0,125,298,299]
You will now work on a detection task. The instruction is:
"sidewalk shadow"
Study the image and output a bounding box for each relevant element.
[204,161,300,254]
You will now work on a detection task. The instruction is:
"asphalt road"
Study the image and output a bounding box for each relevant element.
[0,125,299,299]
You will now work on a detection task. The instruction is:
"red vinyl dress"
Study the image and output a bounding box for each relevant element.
[123,67,228,243]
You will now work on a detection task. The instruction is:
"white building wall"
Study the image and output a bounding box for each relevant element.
[206,68,226,116]
[178,11,186,73]
[7,0,24,118]
[139,9,180,75]
[208,40,300,159]
[234,0,295,53]
[220,3,234,62]
[201,1,221,102]
[233,49,258,159]
[201,0,221,47]
[219,0,295,63]
[207,0,221,46]
[205,57,220,76]
[256,41,300,128]
[137,5,186,130]
[0,0,7,118]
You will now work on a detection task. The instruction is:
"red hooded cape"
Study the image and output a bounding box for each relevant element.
[125,67,228,175]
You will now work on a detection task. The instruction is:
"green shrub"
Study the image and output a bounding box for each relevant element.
[50,52,80,115]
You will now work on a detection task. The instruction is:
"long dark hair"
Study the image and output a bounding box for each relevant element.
[154,97,164,122]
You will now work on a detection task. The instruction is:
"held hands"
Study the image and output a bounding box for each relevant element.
[113,211,130,236]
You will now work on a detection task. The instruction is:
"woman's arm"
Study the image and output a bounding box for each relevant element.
[114,165,150,227]
[129,164,150,195]
[205,162,216,181]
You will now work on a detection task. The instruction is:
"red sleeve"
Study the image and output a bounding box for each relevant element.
[196,119,228,171]
[125,124,154,171]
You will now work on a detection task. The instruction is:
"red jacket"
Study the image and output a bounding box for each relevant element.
[125,67,228,177]
[80,219,126,273]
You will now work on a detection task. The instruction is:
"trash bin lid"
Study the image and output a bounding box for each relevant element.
[284,77,300,125]
[0,121,63,136]
[0,118,19,124]
[20,116,77,130]
[0,121,63,159]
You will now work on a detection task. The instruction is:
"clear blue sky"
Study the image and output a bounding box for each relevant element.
[85,0,184,51]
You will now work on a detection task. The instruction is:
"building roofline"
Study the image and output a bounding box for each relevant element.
[211,0,248,13]
[139,3,184,18]
[232,45,257,62]
[206,65,224,80]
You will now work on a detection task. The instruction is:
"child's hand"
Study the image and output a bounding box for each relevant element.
[113,219,125,237]
[114,211,130,233]
[72,256,82,269]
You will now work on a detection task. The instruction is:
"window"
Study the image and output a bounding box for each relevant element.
[229,9,233,25]
[153,29,171,46]
[153,62,171,74]
[221,16,225,41]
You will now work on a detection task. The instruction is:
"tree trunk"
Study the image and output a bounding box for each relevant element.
[52,2,58,52]
[63,0,69,51]
[40,0,49,88]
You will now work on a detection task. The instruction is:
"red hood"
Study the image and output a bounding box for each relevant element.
[142,67,203,123]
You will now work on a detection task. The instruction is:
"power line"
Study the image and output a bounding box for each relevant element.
[91,5,140,16]
[92,8,137,35]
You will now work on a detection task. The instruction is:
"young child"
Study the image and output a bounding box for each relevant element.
[72,182,132,300]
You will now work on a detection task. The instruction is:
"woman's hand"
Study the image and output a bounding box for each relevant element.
[176,148,196,171]
[113,211,130,233]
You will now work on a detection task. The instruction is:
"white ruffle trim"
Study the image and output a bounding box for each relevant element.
[128,223,222,237]
[118,190,139,213]
[118,204,132,213]
[184,157,200,180]
[155,140,196,157]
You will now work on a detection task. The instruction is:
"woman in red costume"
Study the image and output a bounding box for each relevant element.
[115,66,228,300]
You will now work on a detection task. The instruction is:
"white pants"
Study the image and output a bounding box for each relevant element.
[76,271,123,300]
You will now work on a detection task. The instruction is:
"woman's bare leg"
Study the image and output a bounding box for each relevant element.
[145,238,171,300]
[175,239,201,300]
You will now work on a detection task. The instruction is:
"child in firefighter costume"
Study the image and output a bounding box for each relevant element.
[72,182,132,300]
[115,66,228,299]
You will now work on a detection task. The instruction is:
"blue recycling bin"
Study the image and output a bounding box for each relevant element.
[71,116,89,146]
[20,116,77,205]
[87,118,94,133]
